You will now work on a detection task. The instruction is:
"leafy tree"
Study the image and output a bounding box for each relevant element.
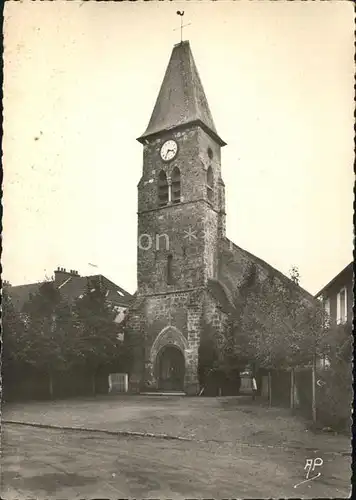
[119,312,134,375]
[316,322,352,430]
[2,288,26,371]
[21,281,74,398]
[198,323,220,387]
[71,280,125,394]
[3,279,130,399]
[227,263,260,370]
[289,265,301,285]
[227,263,324,372]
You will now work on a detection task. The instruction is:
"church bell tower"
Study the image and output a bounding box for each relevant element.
[130,40,226,394]
[137,41,226,297]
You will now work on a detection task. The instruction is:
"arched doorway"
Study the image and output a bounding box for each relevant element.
[156,345,185,391]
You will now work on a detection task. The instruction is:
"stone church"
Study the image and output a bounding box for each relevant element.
[126,40,313,395]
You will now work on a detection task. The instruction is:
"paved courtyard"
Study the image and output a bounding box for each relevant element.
[2,395,352,499]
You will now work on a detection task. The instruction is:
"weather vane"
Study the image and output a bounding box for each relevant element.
[174,11,191,44]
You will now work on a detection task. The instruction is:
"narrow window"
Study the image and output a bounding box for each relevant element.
[158,170,169,206]
[207,166,213,202]
[337,287,347,324]
[167,254,174,285]
[171,167,181,204]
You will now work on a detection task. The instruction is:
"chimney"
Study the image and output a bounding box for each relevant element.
[54,267,80,285]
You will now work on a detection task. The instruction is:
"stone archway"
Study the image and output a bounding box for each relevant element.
[150,326,189,391]
[156,345,185,391]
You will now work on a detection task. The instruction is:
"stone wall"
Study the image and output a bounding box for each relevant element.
[137,202,206,294]
[131,119,229,395]
[203,291,230,356]
[126,289,205,394]
[218,239,255,297]
[137,125,225,296]
[125,302,146,393]
[185,293,204,394]
[138,127,222,211]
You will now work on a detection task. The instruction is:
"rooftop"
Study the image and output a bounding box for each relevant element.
[138,41,226,146]
[6,269,133,312]
[315,261,353,298]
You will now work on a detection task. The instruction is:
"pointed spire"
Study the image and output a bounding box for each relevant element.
[138,41,226,146]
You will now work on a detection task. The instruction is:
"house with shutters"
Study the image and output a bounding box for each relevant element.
[315,262,353,326]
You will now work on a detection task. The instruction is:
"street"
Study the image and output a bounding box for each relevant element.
[1,396,352,499]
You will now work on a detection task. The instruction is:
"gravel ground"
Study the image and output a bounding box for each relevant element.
[3,395,351,454]
[1,424,352,500]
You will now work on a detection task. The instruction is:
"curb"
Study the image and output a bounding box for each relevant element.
[3,420,192,442]
[3,420,350,456]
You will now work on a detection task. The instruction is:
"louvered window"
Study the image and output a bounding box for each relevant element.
[158,170,169,206]
[171,167,181,204]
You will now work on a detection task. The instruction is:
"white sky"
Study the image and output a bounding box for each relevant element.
[3,0,354,295]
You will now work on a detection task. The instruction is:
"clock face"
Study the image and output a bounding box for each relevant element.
[160,140,178,162]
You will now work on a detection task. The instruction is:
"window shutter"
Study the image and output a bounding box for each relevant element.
[158,170,169,206]
[336,287,347,324]
[342,288,347,323]
[171,167,181,204]
[336,292,341,324]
